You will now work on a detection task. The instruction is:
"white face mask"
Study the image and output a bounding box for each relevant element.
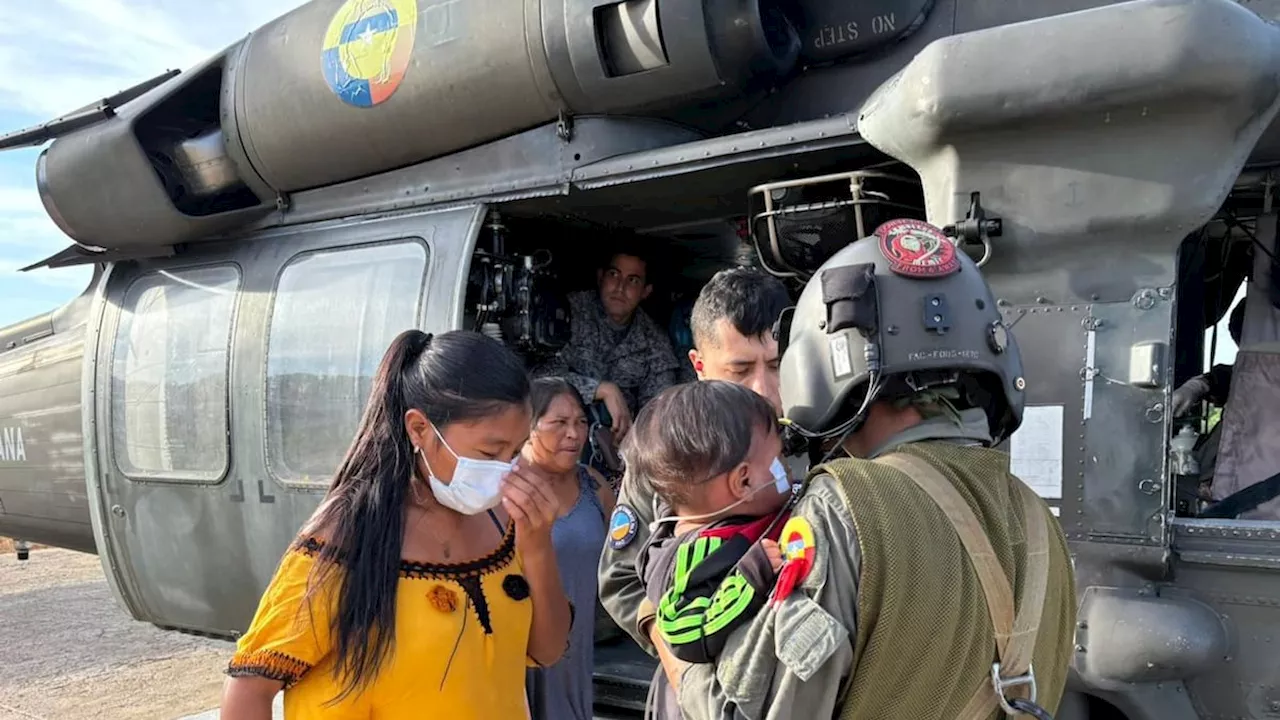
[770,457,793,494]
[421,425,515,515]
[650,457,792,531]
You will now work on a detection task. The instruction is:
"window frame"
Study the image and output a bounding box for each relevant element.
[109,262,243,485]
[261,237,432,490]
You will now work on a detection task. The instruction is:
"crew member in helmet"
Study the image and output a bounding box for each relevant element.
[671,219,1077,720]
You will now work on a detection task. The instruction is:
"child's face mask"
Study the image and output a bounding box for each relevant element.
[651,457,792,531]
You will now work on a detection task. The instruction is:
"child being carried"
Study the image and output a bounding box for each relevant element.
[621,380,799,719]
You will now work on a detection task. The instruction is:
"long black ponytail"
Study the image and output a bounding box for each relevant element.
[306,328,530,700]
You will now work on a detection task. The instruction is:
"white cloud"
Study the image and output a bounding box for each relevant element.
[0,178,71,245]
[0,0,307,118]
[0,186,43,216]
[0,0,307,318]
[0,172,63,247]
[0,171,94,294]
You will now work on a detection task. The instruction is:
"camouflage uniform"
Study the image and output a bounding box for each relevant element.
[534,290,683,417]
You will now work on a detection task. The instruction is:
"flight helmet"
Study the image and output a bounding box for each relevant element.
[777,218,1025,444]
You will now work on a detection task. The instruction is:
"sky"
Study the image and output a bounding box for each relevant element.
[0,0,307,328]
[1206,283,1246,368]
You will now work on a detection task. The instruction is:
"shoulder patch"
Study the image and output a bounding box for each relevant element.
[874,219,961,278]
[772,516,817,606]
[608,503,639,550]
[780,516,816,566]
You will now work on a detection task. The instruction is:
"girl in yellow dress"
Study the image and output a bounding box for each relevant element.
[219,329,573,719]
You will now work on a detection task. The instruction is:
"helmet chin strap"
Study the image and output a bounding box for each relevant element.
[782,369,884,466]
[782,336,883,439]
[783,367,882,436]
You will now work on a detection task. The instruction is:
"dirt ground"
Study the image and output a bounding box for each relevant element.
[0,545,236,720]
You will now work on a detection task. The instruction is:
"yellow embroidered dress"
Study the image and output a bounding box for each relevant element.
[228,521,535,719]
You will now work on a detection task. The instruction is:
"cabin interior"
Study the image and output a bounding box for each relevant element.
[460,162,927,368]
[449,150,1280,532]
[1168,184,1280,523]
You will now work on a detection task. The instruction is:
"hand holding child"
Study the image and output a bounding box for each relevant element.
[762,538,784,572]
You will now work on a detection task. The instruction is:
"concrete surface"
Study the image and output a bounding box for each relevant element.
[0,548,236,720]
[0,546,635,719]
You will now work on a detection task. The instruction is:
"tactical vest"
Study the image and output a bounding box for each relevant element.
[817,441,1077,720]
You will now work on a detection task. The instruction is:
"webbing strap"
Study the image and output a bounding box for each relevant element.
[873,453,1052,718]
[1007,481,1051,675]
[873,454,1016,653]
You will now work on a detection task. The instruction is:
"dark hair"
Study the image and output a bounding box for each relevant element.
[307,329,530,699]
[530,377,586,425]
[622,380,777,508]
[690,267,791,349]
[1229,299,1246,346]
[600,239,652,283]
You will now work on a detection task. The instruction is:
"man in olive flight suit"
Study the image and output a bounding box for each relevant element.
[669,219,1078,719]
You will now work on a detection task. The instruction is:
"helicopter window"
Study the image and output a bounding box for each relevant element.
[1171,216,1280,523]
[111,264,241,482]
[265,239,430,487]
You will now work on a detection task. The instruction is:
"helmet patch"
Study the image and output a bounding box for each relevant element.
[829,333,854,379]
[875,219,960,278]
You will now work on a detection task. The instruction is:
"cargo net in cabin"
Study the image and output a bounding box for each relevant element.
[748,170,925,281]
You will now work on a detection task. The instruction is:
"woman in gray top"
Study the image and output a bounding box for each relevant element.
[522,378,616,720]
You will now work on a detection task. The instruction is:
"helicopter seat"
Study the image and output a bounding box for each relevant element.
[1206,220,1280,522]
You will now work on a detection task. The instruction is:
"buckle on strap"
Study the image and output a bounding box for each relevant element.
[991,662,1037,715]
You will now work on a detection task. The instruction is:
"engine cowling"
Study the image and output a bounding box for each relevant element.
[36,0,802,253]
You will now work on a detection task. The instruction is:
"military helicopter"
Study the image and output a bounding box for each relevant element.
[3,0,1280,716]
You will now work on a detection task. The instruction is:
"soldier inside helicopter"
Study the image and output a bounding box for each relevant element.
[530,242,686,448]
[461,213,705,487]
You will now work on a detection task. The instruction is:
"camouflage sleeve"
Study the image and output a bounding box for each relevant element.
[638,330,684,409]
[532,354,601,405]
[531,290,603,403]
[675,476,860,720]
[597,467,659,655]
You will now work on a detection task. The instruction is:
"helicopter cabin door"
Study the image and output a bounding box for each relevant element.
[86,205,485,635]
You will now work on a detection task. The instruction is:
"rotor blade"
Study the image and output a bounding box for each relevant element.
[0,68,181,151]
